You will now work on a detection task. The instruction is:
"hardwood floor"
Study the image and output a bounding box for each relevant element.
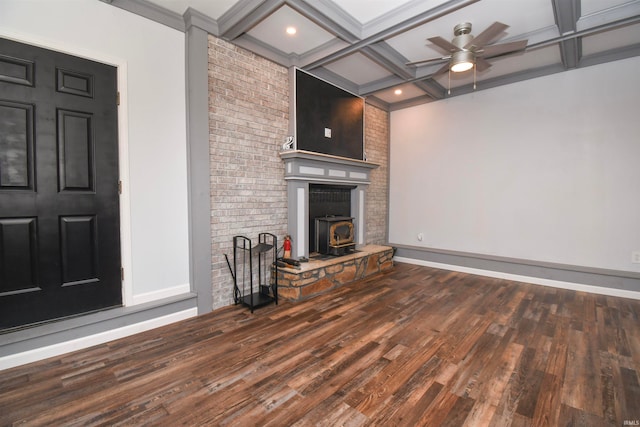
[1,262,639,426]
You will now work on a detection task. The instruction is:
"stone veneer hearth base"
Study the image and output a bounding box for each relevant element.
[277,245,394,301]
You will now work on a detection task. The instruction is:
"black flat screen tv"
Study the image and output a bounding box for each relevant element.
[293,68,364,160]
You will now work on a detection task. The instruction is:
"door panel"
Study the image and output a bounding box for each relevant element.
[57,68,93,98]
[0,37,121,330]
[0,217,39,294]
[57,109,94,191]
[60,215,98,286]
[0,54,34,86]
[0,101,34,190]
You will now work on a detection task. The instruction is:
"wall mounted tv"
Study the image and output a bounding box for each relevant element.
[291,68,364,160]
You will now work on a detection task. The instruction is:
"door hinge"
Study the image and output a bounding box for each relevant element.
[117,91,120,106]
[121,267,124,281]
[118,180,122,194]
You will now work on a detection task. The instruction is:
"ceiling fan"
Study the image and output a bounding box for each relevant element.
[407,22,528,75]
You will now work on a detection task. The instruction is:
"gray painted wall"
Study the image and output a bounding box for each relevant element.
[389,56,640,291]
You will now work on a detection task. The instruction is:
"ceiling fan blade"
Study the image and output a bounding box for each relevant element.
[478,40,528,58]
[406,56,450,66]
[464,21,508,50]
[475,57,492,72]
[428,36,461,53]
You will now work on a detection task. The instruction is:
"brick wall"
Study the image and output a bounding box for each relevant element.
[208,35,289,308]
[364,104,389,245]
[208,35,390,309]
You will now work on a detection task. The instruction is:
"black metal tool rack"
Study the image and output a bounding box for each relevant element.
[232,233,278,312]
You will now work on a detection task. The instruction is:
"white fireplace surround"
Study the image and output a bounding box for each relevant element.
[280,150,379,259]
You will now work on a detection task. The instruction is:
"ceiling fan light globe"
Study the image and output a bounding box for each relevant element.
[450,50,474,72]
[451,61,473,72]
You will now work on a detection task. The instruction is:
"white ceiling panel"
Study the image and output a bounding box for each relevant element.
[372,83,428,104]
[437,0,555,36]
[582,23,640,56]
[247,5,336,55]
[328,0,414,24]
[323,53,394,85]
[482,45,561,78]
[581,0,633,16]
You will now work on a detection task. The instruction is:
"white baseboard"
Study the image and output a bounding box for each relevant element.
[395,256,640,300]
[131,283,191,306]
[0,308,197,372]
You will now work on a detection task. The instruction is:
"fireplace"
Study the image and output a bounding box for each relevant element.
[315,216,355,255]
[280,150,379,259]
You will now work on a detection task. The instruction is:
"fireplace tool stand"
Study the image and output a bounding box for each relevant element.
[226,233,278,313]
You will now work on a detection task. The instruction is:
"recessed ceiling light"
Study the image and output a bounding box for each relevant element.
[394,89,402,95]
[286,26,297,35]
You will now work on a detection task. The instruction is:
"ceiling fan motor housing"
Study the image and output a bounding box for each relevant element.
[453,22,472,36]
[453,23,474,50]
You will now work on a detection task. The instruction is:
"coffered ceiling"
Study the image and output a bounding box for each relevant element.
[106,0,640,110]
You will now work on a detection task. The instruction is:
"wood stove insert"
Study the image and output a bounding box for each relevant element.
[315,216,355,256]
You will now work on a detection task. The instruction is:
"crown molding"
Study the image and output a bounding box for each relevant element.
[105,0,185,31]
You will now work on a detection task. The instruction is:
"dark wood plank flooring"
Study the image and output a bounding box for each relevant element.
[1,262,640,426]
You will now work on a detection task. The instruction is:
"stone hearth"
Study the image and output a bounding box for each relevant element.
[277,245,394,301]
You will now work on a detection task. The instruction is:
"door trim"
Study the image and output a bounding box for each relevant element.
[0,30,134,306]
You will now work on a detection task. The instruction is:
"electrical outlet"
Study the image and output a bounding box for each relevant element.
[632,251,640,264]
[324,127,331,138]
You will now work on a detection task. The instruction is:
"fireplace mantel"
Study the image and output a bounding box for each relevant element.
[280,150,379,259]
[280,150,378,185]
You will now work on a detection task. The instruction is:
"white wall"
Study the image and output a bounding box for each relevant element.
[390,56,640,273]
[1,0,191,301]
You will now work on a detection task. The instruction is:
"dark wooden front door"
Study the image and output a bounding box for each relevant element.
[0,38,122,330]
